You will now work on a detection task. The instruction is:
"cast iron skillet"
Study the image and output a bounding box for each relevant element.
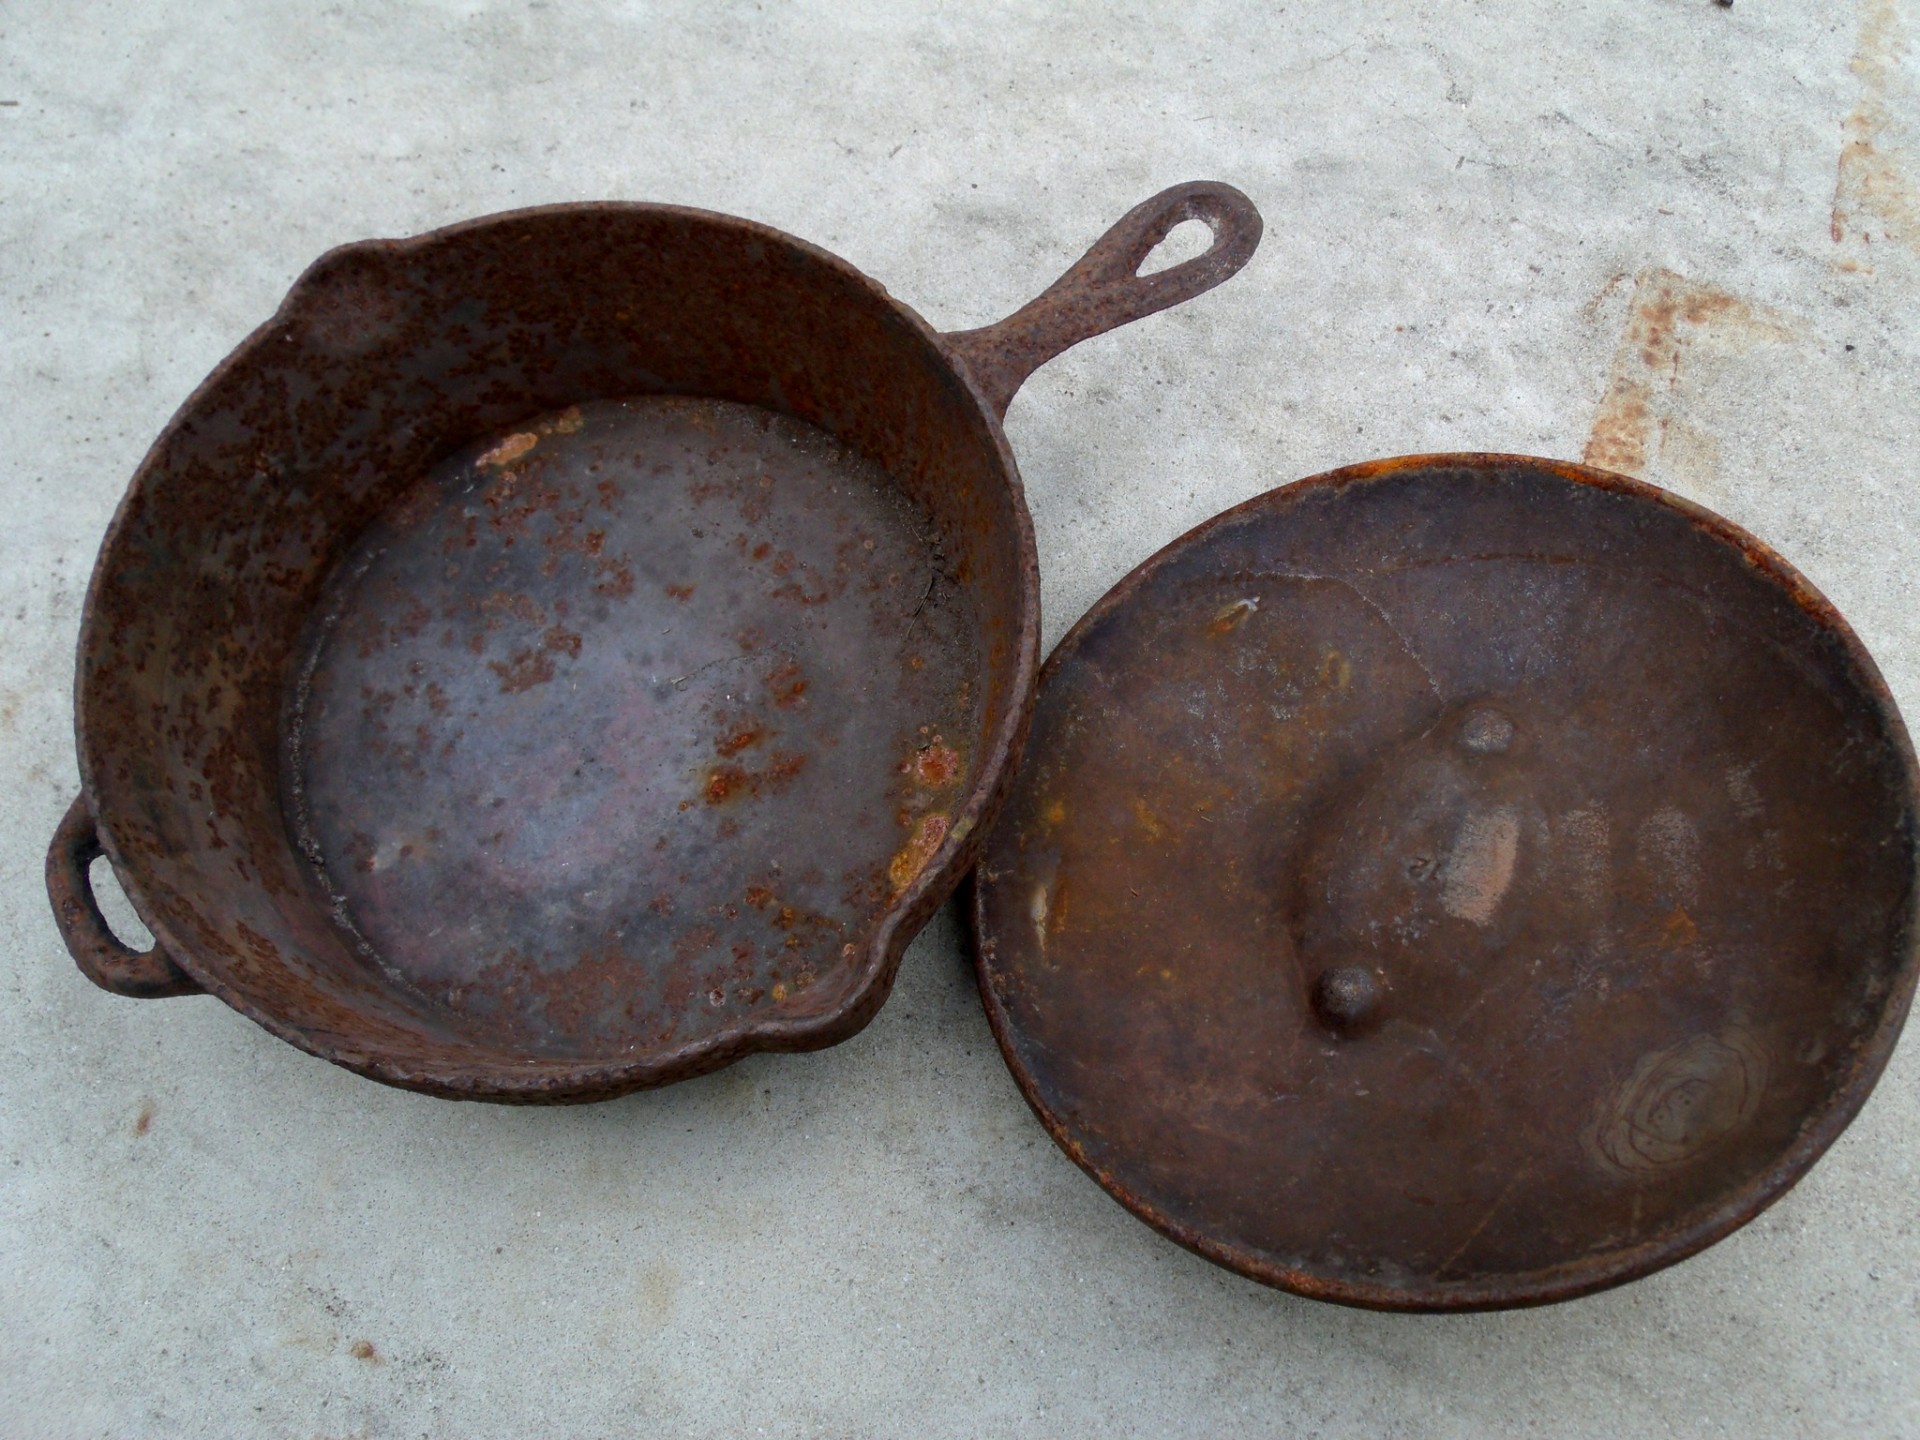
[974,453,1918,1309]
[46,182,1261,1102]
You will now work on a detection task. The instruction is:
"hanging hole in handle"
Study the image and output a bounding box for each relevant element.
[88,853,156,952]
[1138,217,1217,276]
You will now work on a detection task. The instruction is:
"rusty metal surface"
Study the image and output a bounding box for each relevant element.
[45,794,200,999]
[289,396,988,1058]
[973,454,1920,1310]
[942,183,1261,419]
[52,185,1260,1101]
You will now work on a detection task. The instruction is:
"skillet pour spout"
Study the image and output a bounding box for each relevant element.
[48,182,1262,1101]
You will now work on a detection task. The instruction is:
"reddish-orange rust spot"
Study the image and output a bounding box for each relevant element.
[913,741,962,788]
[593,564,635,598]
[488,648,556,693]
[702,751,807,805]
[888,812,950,892]
[765,751,806,785]
[1658,907,1701,948]
[767,661,808,708]
[716,726,765,758]
[704,766,747,805]
[477,431,539,468]
[665,583,695,601]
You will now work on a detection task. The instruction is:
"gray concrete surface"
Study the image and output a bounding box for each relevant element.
[4,1,1919,1434]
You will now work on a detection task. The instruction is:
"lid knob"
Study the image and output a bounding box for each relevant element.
[1311,964,1383,1034]
[1458,705,1516,755]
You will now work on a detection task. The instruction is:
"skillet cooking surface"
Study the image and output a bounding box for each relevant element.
[292,396,983,1059]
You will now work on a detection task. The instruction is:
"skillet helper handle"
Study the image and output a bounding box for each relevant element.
[46,794,202,998]
[943,180,1262,418]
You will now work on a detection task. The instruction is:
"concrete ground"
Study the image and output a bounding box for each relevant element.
[4,1,1919,1434]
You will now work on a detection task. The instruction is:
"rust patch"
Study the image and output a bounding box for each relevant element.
[1659,906,1701,948]
[484,622,580,691]
[716,725,766,758]
[704,766,748,804]
[487,648,555,693]
[348,1339,383,1364]
[764,752,807,787]
[912,739,961,788]
[1130,797,1167,841]
[672,924,719,964]
[1208,596,1259,634]
[477,431,539,468]
[1318,648,1351,690]
[134,1101,155,1137]
[1582,269,1790,481]
[1046,874,1070,935]
[702,751,808,805]
[298,263,405,354]
[1832,0,1920,257]
[766,660,808,708]
[888,812,950,892]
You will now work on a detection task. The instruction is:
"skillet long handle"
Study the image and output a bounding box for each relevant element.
[46,794,202,998]
[942,181,1262,419]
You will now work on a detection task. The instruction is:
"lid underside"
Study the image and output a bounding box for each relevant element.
[973,456,1919,1309]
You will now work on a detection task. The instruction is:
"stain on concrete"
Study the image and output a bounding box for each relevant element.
[637,1259,681,1335]
[1583,269,1792,483]
[1833,0,1920,260]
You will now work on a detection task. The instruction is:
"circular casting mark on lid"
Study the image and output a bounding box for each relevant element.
[1587,1026,1771,1176]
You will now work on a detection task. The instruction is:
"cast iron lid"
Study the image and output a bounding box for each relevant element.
[972,454,1920,1311]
